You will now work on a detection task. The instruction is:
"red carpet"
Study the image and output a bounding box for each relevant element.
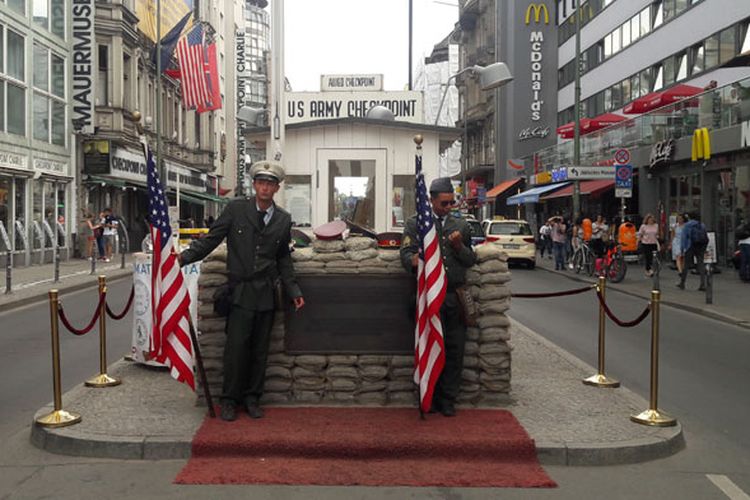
[175,407,556,488]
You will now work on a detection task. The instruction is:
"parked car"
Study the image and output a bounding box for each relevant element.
[482,218,536,268]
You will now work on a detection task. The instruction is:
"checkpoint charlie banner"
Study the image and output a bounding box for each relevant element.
[131,253,200,365]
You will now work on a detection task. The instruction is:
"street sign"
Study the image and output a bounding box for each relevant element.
[566,166,615,179]
[615,164,633,189]
[615,188,632,198]
[551,167,568,182]
[614,148,630,165]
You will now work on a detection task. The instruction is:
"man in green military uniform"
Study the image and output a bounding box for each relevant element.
[179,161,305,421]
[400,177,476,416]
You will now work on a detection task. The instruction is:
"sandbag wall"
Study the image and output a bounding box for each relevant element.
[195,237,512,406]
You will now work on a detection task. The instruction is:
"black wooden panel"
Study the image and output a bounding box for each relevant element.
[284,274,416,354]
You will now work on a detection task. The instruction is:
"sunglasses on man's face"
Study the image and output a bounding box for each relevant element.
[439,199,456,207]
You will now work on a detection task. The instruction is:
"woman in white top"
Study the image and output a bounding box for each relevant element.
[671,214,686,273]
[637,214,660,277]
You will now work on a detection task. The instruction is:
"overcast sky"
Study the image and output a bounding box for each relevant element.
[284,0,459,92]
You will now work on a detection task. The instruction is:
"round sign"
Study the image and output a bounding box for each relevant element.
[614,149,630,164]
[616,165,631,180]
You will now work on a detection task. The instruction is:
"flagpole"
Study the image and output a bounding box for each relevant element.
[156,0,163,182]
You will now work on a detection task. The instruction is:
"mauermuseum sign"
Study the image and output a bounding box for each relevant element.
[286,91,424,124]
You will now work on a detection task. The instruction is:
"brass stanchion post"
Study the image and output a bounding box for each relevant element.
[631,289,676,426]
[36,290,82,428]
[85,276,121,387]
[583,276,620,388]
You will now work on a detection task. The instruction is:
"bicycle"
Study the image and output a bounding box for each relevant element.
[571,240,596,276]
[597,241,627,283]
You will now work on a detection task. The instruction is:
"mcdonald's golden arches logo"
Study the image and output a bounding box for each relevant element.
[691,128,711,161]
[525,3,550,25]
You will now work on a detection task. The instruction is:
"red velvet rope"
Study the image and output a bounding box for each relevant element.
[595,290,651,328]
[58,291,106,336]
[106,285,135,320]
[511,284,594,299]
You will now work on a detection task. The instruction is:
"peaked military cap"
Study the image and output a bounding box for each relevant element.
[250,160,285,183]
[429,177,454,194]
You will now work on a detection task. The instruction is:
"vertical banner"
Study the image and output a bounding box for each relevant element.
[235,30,247,197]
[71,0,96,134]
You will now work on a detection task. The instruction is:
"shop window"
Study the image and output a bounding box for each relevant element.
[283,175,311,227]
[392,176,416,228]
[328,160,375,229]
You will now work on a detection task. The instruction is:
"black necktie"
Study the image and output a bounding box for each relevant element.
[435,216,444,234]
[258,210,267,230]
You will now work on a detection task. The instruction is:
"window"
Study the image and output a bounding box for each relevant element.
[97,45,108,106]
[676,53,688,80]
[640,68,653,96]
[604,33,612,58]
[328,160,375,229]
[284,175,312,227]
[653,1,664,29]
[611,81,623,109]
[663,55,675,86]
[622,19,631,49]
[674,0,688,16]
[32,0,64,38]
[639,8,651,37]
[32,45,65,145]
[6,0,24,14]
[622,77,631,103]
[1,28,25,136]
[719,27,736,65]
[704,34,719,69]
[653,64,664,91]
[742,22,750,54]
[611,26,621,54]
[690,43,704,75]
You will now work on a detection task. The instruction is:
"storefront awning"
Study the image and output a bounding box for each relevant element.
[506,182,570,205]
[540,180,615,200]
[622,91,662,114]
[645,84,702,110]
[581,113,627,133]
[486,178,522,199]
[556,119,593,139]
[85,175,126,188]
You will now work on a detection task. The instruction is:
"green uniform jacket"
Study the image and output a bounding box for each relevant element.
[399,214,476,289]
[180,197,302,311]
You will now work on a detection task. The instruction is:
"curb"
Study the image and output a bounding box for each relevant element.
[538,265,750,330]
[0,270,132,314]
[510,319,685,466]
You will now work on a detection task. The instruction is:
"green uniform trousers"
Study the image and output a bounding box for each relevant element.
[433,291,466,406]
[222,304,275,404]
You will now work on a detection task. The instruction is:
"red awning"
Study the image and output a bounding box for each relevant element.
[622,91,663,114]
[486,178,522,199]
[540,180,615,200]
[581,113,626,133]
[645,84,702,110]
[556,118,593,139]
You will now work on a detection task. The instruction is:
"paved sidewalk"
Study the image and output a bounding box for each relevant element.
[0,256,135,312]
[536,252,750,328]
[30,319,684,466]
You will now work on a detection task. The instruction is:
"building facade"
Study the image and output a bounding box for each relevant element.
[1,0,74,265]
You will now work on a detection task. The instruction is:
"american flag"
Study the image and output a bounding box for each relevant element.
[147,147,195,389]
[413,150,447,413]
[176,24,210,110]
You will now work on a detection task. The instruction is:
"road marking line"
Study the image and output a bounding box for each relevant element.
[707,474,750,500]
[13,266,121,290]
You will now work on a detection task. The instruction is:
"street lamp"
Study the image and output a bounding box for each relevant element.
[434,62,513,126]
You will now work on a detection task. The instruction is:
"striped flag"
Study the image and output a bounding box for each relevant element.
[146,147,195,389]
[176,24,210,110]
[413,149,447,413]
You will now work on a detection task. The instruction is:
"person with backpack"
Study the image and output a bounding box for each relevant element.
[677,212,709,291]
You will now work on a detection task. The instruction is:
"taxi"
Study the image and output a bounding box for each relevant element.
[482,217,536,268]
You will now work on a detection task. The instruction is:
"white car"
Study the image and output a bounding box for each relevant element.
[482,219,536,269]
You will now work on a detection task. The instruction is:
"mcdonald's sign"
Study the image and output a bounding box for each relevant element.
[525,3,550,25]
[691,128,711,161]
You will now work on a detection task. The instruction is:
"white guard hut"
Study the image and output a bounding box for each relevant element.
[246,117,461,234]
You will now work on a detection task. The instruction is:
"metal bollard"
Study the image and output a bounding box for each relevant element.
[705,263,713,305]
[85,276,122,387]
[36,290,82,428]
[631,289,677,426]
[5,251,11,294]
[583,276,620,388]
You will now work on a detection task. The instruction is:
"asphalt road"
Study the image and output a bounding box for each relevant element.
[0,278,133,441]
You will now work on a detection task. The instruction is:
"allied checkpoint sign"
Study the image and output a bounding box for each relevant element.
[131,252,200,365]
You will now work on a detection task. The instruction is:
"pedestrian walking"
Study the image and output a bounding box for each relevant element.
[95,211,106,259]
[637,213,660,277]
[736,220,750,282]
[102,208,118,262]
[677,212,709,290]
[400,177,476,417]
[551,216,567,271]
[83,211,100,261]
[591,215,608,257]
[539,220,552,259]
[670,213,686,273]
[178,160,305,422]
